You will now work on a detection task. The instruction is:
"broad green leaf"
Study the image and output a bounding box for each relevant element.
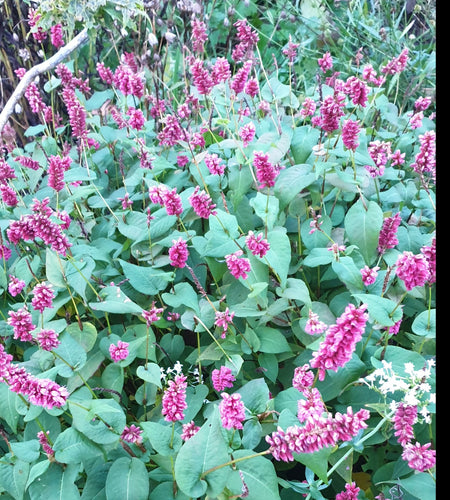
[136,363,162,388]
[249,192,279,231]
[411,309,436,338]
[89,284,143,314]
[399,472,435,500]
[237,378,271,415]
[105,457,149,500]
[161,282,199,314]
[290,125,321,164]
[0,383,20,433]
[53,331,88,377]
[101,363,124,394]
[65,256,96,301]
[265,227,291,287]
[174,407,230,498]
[183,384,209,423]
[332,256,364,293]
[353,293,403,327]
[66,322,97,352]
[344,199,383,265]
[255,326,291,354]
[274,163,315,209]
[0,456,29,500]
[27,463,80,500]
[141,421,182,456]
[228,450,281,500]
[69,399,126,445]
[276,277,311,308]
[53,427,104,464]
[119,259,172,296]
[10,440,40,463]
[295,446,334,484]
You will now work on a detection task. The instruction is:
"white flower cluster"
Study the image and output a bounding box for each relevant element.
[360,359,435,423]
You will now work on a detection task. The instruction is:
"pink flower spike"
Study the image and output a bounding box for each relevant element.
[214,308,235,338]
[401,441,436,472]
[181,420,200,441]
[253,151,280,189]
[336,482,360,500]
[109,340,129,362]
[225,250,251,280]
[211,366,236,391]
[395,251,430,291]
[304,310,327,335]
[36,329,60,351]
[219,392,246,430]
[360,265,379,286]
[8,275,25,297]
[31,282,54,313]
[188,186,217,219]
[142,302,164,327]
[245,231,270,258]
[162,374,188,422]
[168,237,189,268]
[121,424,143,444]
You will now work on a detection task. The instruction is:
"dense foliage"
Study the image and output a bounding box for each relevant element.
[0,1,436,499]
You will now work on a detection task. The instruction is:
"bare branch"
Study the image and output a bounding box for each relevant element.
[0,27,89,134]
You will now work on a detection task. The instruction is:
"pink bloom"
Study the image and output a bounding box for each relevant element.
[336,482,360,500]
[211,57,232,84]
[393,403,417,446]
[97,62,114,84]
[0,244,11,261]
[190,59,214,95]
[282,35,300,65]
[191,18,207,53]
[205,153,226,175]
[189,186,216,219]
[367,140,392,178]
[27,8,47,42]
[37,431,55,457]
[219,392,246,430]
[8,275,25,297]
[211,366,236,391]
[109,340,129,362]
[360,265,379,286]
[118,193,133,209]
[395,251,430,291]
[253,151,280,189]
[317,92,346,132]
[411,130,436,182]
[225,250,251,280]
[304,310,327,335]
[158,115,184,147]
[231,60,253,94]
[0,184,18,207]
[292,364,314,393]
[297,388,325,422]
[421,237,436,284]
[344,76,369,107]
[409,111,423,129]
[62,88,88,144]
[310,303,368,381]
[342,119,361,151]
[378,212,402,254]
[0,344,13,378]
[177,155,189,167]
[265,427,294,462]
[414,96,431,111]
[245,231,270,258]
[388,318,402,335]
[7,307,35,342]
[318,51,333,72]
[362,64,385,86]
[239,122,256,147]
[181,420,201,441]
[244,78,259,98]
[31,282,54,313]
[50,24,64,48]
[163,188,183,216]
[168,237,189,268]
[389,149,405,166]
[381,48,409,75]
[121,424,143,444]
[48,155,71,192]
[126,107,145,130]
[142,302,164,326]
[113,64,145,98]
[401,442,436,472]
[162,374,188,422]
[214,308,235,338]
[232,20,259,62]
[300,97,316,117]
[36,329,60,351]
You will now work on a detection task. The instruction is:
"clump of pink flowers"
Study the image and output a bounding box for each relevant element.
[188,186,217,219]
[162,374,188,422]
[225,250,251,280]
[245,231,270,258]
[181,420,200,441]
[121,424,143,444]
[219,392,246,430]
[142,302,164,327]
[109,340,129,362]
[211,366,236,391]
[31,282,54,313]
[168,238,189,268]
[395,251,430,291]
[214,308,235,338]
[7,307,35,342]
[304,310,327,335]
[310,303,368,381]
[253,151,280,189]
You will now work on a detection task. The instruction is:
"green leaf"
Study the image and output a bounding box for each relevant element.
[27,463,80,500]
[229,450,281,500]
[53,428,104,464]
[237,378,271,415]
[101,363,124,394]
[274,164,315,209]
[10,440,40,463]
[276,277,311,308]
[399,472,435,500]
[411,309,436,337]
[290,126,321,164]
[0,383,20,433]
[136,363,162,388]
[255,326,291,354]
[0,457,29,500]
[249,192,279,231]
[332,256,364,293]
[69,399,126,445]
[141,421,182,456]
[295,446,333,484]
[66,322,97,352]
[344,199,383,265]
[105,457,149,500]
[161,282,199,314]
[65,256,96,301]
[119,259,172,296]
[89,285,143,314]
[53,331,88,377]
[174,407,230,498]
[353,293,403,327]
[264,227,291,287]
